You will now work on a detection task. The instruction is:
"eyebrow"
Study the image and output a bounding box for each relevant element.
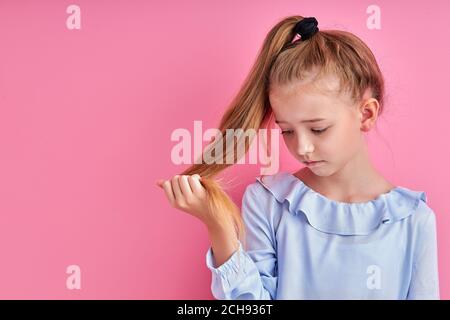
[275,118,326,124]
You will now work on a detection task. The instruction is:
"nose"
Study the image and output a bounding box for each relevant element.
[295,134,314,157]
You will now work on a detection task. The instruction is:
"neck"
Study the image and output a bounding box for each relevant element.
[302,144,390,197]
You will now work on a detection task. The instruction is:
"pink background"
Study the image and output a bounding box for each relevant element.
[0,0,449,299]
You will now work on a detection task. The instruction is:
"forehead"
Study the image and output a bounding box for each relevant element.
[269,75,351,121]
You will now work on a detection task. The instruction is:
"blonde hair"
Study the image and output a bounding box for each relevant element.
[180,15,385,252]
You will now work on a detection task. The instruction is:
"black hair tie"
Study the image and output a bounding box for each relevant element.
[294,17,319,40]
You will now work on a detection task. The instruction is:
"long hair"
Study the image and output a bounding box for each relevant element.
[180,15,385,252]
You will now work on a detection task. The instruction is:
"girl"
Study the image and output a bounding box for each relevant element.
[156,15,439,299]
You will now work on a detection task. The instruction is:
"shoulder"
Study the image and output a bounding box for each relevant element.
[242,171,293,205]
[240,172,295,225]
[409,197,437,232]
[383,185,435,230]
[403,194,439,263]
[395,189,438,244]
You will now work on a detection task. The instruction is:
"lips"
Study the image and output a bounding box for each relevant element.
[302,160,324,166]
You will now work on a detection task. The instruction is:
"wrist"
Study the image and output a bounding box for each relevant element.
[205,217,235,234]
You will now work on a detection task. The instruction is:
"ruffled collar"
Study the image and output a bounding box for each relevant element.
[256,171,427,236]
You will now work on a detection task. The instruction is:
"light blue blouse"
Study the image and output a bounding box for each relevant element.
[205,171,439,300]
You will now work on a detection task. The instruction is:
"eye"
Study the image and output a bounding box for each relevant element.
[281,127,329,136]
[311,127,328,134]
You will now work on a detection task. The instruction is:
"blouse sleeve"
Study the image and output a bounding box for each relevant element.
[205,183,278,300]
[407,208,440,299]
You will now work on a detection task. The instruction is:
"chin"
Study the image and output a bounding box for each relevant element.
[307,163,332,176]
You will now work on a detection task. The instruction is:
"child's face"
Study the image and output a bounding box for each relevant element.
[269,75,367,176]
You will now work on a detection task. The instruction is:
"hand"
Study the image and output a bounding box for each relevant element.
[156,174,212,224]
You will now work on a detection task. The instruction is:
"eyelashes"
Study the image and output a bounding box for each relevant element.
[281,127,329,135]
[311,128,328,134]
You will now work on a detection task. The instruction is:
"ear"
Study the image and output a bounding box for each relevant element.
[359,98,380,132]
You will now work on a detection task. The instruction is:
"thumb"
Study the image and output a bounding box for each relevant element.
[155,179,165,188]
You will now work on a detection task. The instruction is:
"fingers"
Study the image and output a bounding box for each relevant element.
[179,175,193,199]
[188,174,204,195]
[157,174,204,206]
[156,179,164,188]
[160,180,175,205]
[171,175,182,201]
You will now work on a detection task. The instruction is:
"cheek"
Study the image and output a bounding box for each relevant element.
[282,135,302,156]
[282,136,295,150]
[319,127,355,155]
[330,123,362,153]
